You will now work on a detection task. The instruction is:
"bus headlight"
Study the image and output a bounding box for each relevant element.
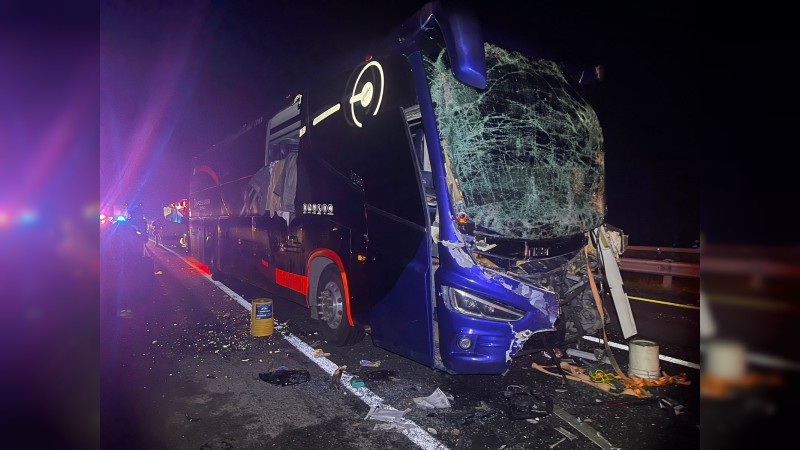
[442,286,525,321]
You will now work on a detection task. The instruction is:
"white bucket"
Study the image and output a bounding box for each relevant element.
[704,338,746,380]
[628,339,661,379]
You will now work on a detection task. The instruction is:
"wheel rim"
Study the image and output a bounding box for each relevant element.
[318,280,343,329]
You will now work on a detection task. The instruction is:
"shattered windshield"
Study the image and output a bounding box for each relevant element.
[424,43,604,241]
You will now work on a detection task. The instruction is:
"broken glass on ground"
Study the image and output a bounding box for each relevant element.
[258,369,311,386]
[351,369,398,381]
[412,387,452,409]
[372,422,412,433]
[554,426,577,441]
[428,410,501,427]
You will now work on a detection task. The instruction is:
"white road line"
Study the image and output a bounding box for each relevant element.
[166,248,448,450]
[155,243,255,313]
[582,335,700,370]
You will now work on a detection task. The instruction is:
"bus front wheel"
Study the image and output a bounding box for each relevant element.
[317,265,364,346]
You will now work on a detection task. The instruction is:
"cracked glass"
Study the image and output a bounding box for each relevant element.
[424,43,605,241]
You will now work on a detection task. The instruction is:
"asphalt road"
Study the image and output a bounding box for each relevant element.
[100,241,701,449]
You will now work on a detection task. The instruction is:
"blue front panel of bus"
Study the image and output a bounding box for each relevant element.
[434,250,559,374]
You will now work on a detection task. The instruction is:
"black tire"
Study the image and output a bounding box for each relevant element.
[317,265,365,346]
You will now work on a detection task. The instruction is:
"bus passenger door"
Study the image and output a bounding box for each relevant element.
[358,110,434,367]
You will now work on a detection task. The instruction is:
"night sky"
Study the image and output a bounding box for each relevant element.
[100,0,705,247]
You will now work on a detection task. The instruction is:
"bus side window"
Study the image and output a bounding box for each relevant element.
[268,139,298,164]
[266,138,299,224]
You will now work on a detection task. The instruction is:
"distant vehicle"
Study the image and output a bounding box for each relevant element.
[153,201,190,253]
[188,1,631,375]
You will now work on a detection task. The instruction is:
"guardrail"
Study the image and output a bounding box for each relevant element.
[618,244,800,289]
[618,256,699,288]
[618,245,699,288]
[626,245,699,254]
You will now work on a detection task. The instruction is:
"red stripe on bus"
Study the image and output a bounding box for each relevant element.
[275,268,308,295]
[307,249,354,327]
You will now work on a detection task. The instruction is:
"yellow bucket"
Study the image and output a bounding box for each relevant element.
[251,298,274,337]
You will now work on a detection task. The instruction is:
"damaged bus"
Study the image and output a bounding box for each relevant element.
[189,1,635,374]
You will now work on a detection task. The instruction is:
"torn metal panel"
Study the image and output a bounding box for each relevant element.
[595,226,637,338]
[442,240,475,268]
[506,324,534,364]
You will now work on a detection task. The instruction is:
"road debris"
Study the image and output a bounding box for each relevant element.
[503,385,553,420]
[659,397,686,416]
[549,437,566,449]
[373,422,412,433]
[330,365,347,388]
[258,369,311,386]
[554,426,577,440]
[360,359,381,367]
[413,387,452,409]
[313,348,330,358]
[351,369,398,381]
[533,362,635,396]
[365,406,410,423]
[552,405,617,450]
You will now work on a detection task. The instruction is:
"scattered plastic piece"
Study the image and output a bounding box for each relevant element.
[566,347,610,364]
[364,406,409,423]
[258,369,311,386]
[350,378,365,388]
[413,388,452,409]
[360,359,381,367]
[659,397,686,415]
